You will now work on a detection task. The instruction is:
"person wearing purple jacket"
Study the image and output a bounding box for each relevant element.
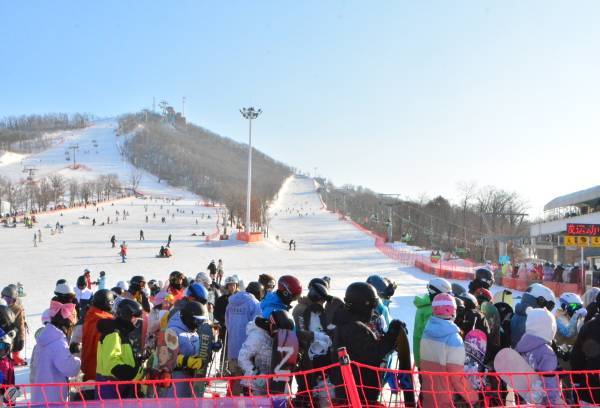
[29,300,81,404]
[225,283,262,395]
[515,307,564,406]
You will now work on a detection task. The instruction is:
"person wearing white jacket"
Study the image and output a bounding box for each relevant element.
[238,318,273,395]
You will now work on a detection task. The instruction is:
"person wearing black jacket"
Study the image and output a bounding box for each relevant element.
[122,276,151,313]
[570,316,600,405]
[331,282,405,405]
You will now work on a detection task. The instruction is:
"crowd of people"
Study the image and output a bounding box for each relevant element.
[2,262,600,406]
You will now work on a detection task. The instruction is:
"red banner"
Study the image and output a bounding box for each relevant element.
[566,223,600,237]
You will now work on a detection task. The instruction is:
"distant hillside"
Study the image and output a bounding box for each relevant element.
[0,113,91,153]
[119,111,292,230]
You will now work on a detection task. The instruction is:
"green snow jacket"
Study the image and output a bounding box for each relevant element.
[412,293,432,367]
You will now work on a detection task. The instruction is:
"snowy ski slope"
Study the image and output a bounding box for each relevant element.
[0,120,510,383]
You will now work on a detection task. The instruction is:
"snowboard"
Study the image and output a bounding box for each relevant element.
[193,321,216,397]
[148,327,179,395]
[129,312,149,361]
[452,283,467,297]
[270,329,299,395]
[481,301,501,351]
[389,327,415,406]
[464,329,487,391]
[493,289,513,308]
[494,348,565,405]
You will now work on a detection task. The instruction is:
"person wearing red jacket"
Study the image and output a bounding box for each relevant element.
[81,290,114,381]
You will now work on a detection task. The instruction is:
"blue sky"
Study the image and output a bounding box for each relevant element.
[1,1,599,216]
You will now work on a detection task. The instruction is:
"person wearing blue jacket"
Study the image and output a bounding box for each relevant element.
[166,301,206,397]
[510,283,555,348]
[225,284,262,395]
[260,275,302,319]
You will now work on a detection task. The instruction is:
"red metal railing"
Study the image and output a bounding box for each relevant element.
[7,348,600,407]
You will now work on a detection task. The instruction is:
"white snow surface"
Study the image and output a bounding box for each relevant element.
[0,120,517,384]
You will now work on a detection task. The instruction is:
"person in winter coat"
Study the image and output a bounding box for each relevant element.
[1,286,26,366]
[413,278,452,367]
[225,285,262,395]
[542,263,554,281]
[515,308,564,405]
[166,301,207,398]
[214,276,240,339]
[570,313,600,405]
[555,293,587,349]
[119,275,151,313]
[260,275,302,319]
[510,283,555,348]
[96,299,146,399]
[237,316,273,395]
[83,269,93,289]
[74,275,93,321]
[119,241,127,263]
[97,271,107,290]
[292,279,337,399]
[29,300,80,404]
[81,289,114,381]
[420,293,478,407]
[332,282,404,404]
[553,264,565,283]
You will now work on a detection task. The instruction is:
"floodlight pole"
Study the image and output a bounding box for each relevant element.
[240,107,262,235]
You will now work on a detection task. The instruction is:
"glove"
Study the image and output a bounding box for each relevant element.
[387,319,408,338]
[211,341,222,352]
[69,343,81,354]
[575,308,588,318]
[176,354,203,370]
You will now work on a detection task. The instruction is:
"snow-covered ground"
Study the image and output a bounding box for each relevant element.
[0,120,515,385]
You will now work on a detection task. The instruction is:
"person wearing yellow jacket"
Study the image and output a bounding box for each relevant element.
[96,299,146,399]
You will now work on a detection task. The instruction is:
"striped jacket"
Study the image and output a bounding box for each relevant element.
[420,316,478,407]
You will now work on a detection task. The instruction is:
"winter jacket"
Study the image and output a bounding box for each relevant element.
[225,291,261,360]
[0,356,14,387]
[510,293,538,348]
[555,309,583,347]
[515,334,562,405]
[96,319,143,381]
[420,316,478,407]
[238,320,273,382]
[30,324,81,404]
[260,291,291,319]
[331,307,396,404]
[81,306,113,381]
[167,311,200,357]
[571,316,600,404]
[554,265,564,283]
[214,293,231,328]
[8,301,25,352]
[570,266,581,284]
[412,293,432,367]
[97,276,106,290]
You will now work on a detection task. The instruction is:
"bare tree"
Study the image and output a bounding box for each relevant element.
[129,168,143,192]
[49,174,65,207]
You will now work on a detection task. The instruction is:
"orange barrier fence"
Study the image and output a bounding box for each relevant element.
[7,348,600,407]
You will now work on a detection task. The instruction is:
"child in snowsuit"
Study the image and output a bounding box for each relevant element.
[515,307,564,406]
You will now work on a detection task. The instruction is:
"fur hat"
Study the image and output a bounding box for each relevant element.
[525,307,556,343]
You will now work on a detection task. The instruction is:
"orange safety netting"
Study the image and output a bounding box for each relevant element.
[4,348,600,407]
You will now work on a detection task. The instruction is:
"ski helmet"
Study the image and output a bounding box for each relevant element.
[427,278,452,298]
[344,282,379,319]
[525,283,556,311]
[366,275,396,300]
[1,286,17,303]
[269,309,295,331]
[559,292,583,317]
[129,276,146,293]
[115,299,143,323]
[224,275,239,286]
[187,283,208,304]
[307,278,331,303]
[246,282,264,301]
[181,301,207,331]
[277,275,302,304]
[474,267,494,289]
[322,276,331,288]
[92,289,114,313]
[474,288,493,304]
[432,293,457,320]
[148,280,161,297]
[457,292,479,310]
[195,272,212,288]
[451,283,467,297]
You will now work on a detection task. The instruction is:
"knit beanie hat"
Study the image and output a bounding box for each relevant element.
[525,307,556,343]
[432,293,456,320]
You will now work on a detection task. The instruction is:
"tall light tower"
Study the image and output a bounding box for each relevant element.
[240,107,262,235]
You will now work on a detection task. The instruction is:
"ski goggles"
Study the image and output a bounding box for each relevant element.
[565,302,582,314]
[536,296,555,311]
[0,343,9,351]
